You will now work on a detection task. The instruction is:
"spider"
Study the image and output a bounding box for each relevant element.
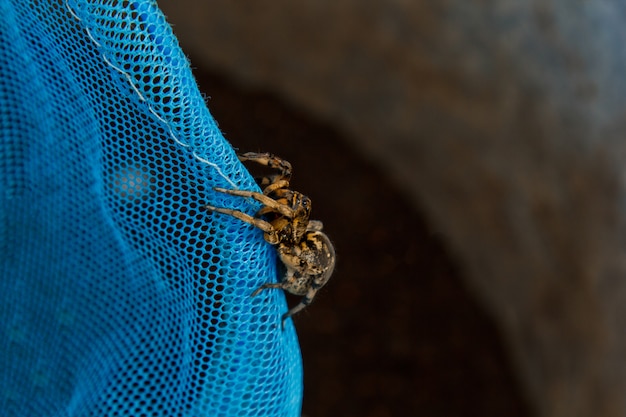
[205,152,336,328]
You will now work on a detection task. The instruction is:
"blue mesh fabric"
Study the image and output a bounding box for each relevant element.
[0,1,302,416]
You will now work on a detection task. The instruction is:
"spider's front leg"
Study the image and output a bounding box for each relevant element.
[213,187,295,218]
[238,152,292,195]
[204,203,279,241]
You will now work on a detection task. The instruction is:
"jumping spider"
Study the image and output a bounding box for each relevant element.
[205,152,336,328]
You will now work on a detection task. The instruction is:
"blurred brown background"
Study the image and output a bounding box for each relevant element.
[194,68,529,417]
[158,2,626,417]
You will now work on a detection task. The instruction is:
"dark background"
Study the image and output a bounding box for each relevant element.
[194,66,531,417]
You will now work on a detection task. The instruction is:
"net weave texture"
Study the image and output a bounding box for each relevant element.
[0,1,303,416]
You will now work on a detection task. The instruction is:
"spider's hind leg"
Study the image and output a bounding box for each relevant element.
[307,220,324,231]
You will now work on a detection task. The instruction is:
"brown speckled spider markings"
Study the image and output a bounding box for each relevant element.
[205,152,336,328]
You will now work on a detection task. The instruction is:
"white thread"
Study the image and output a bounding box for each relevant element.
[65,0,238,189]
[193,153,238,189]
[84,27,102,48]
[101,54,147,101]
[65,0,80,20]
[146,106,190,148]
[169,131,190,148]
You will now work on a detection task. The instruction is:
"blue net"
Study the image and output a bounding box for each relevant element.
[0,1,302,416]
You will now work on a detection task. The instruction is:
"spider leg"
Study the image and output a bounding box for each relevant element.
[251,267,304,329]
[256,205,277,217]
[251,282,284,297]
[238,152,292,179]
[261,179,290,195]
[204,204,274,234]
[252,281,292,329]
[307,220,324,231]
[281,255,334,328]
[213,187,295,218]
[238,152,293,195]
[254,190,294,216]
[281,284,320,327]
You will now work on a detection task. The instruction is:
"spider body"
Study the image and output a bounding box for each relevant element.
[205,152,335,328]
[258,189,312,245]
